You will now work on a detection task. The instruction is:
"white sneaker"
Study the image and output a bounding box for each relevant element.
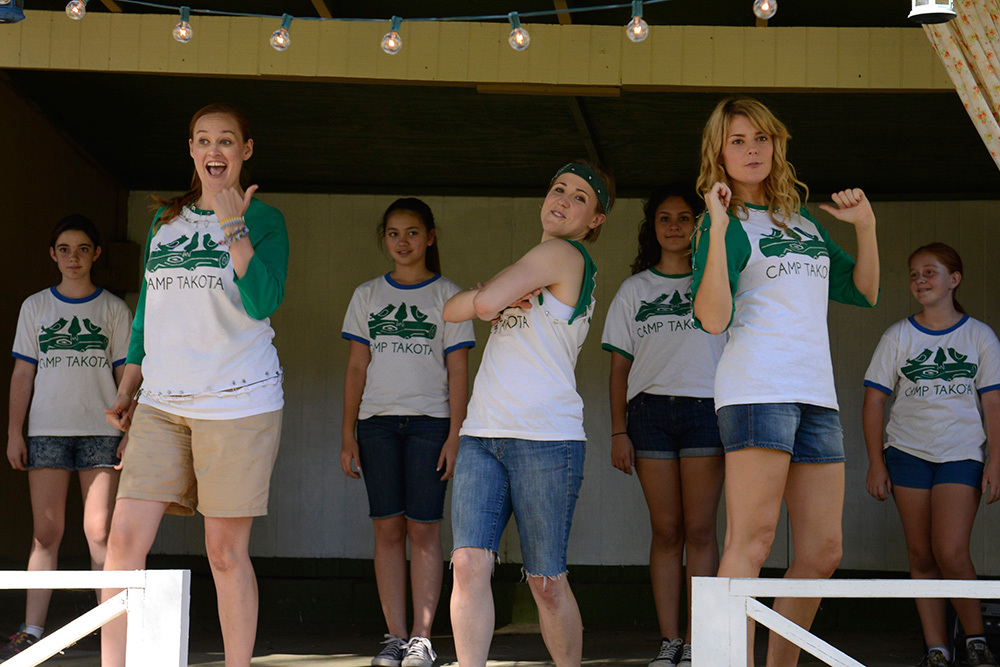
[372,634,408,667]
[677,642,692,667]
[401,636,437,667]
[650,638,683,667]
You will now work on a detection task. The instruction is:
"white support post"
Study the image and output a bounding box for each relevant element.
[692,576,738,666]
[124,570,191,667]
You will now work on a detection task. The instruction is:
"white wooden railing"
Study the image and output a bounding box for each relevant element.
[0,570,190,667]
[692,577,999,666]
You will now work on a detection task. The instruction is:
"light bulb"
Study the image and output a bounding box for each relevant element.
[626,16,649,42]
[270,13,293,52]
[381,16,403,55]
[507,12,529,51]
[173,20,193,43]
[65,0,87,20]
[753,0,777,20]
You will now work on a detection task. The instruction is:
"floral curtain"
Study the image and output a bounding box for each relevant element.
[923,0,1000,169]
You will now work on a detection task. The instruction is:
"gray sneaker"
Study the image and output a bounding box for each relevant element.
[650,638,683,667]
[401,636,437,667]
[372,634,408,667]
[677,642,692,667]
[967,639,999,667]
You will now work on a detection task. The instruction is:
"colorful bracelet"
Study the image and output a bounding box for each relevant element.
[219,216,244,229]
[222,225,249,247]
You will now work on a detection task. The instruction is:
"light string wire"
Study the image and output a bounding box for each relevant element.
[102,0,676,23]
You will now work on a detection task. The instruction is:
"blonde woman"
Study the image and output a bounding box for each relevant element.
[691,97,879,666]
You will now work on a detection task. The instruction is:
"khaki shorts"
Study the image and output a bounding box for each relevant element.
[118,404,282,517]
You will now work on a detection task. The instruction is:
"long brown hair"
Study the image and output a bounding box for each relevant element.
[909,242,965,314]
[378,198,441,275]
[151,103,252,229]
[631,186,703,275]
[696,97,808,231]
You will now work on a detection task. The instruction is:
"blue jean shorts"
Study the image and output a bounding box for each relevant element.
[884,446,983,490]
[27,436,121,471]
[627,393,722,459]
[356,415,450,522]
[451,436,584,578]
[717,403,844,463]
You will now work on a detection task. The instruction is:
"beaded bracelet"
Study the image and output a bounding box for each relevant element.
[219,216,244,229]
[222,225,249,247]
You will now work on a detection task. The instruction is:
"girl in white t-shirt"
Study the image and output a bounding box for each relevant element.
[444,160,614,667]
[4,215,131,659]
[340,198,474,667]
[864,243,1000,667]
[691,97,880,666]
[601,186,725,667]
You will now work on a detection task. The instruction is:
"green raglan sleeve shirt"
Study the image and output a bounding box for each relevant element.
[802,208,879,308]
[690,210,752,332]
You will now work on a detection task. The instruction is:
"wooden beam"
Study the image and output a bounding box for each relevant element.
[553,0,572,26]
[310,0,333,20]
[567,96,601,165]
[100,0,122,11]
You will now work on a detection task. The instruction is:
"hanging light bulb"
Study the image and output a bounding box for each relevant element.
[752,0,777,20]
[381,16,403,55]
[626,0,649,43]
[508,12,530,51]
[907,0,956,24]
[270,13,292,51]
[65,0,88,20]
[173,6,193,43]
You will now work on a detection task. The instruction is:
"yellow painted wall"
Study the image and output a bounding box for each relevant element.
[0,77,125,562]
[127,190,1000,574]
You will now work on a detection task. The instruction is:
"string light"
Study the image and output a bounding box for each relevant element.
[270,13,292,51]
[626,0,649,42]
[381,16,403,55]
[752,0,776,20]
[508,12,530,51]
[65,0,87,20]
[172,5,192,43]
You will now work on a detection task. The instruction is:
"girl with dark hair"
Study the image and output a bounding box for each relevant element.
[341,197,474,667]
[445,159,614,667]
[692,96,879,666]
[864,243,1000,667]
[601,186,725,667]
[3,215,131,659]
[101,103,288,667]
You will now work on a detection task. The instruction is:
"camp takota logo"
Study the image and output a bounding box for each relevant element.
[759,227,829,259]
[901,347,978,382]
[147,232,230,272]
[39,317,108,353]
[368,303,437,340]
[635,290,691,321]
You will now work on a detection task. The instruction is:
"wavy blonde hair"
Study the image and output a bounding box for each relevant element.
[696,97,808,230]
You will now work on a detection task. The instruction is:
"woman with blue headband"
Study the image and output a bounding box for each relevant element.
[444,160,614,667]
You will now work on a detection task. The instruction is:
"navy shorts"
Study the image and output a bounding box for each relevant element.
[27,435,121,471]
[356,415,450,522]
[626,393,722,459]
[717,403,845,463]
[884,446,983,490]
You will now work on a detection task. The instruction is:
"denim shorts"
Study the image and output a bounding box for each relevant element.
[717,403,844,463]
[884,446,983,490]
[627,393,722,459]
[450,436,584,578]
[27,436,121,471]
[356,415,450,522]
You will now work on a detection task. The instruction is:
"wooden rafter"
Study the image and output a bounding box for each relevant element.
[553,0,572,26]
[310,0,333,19]
[100,0,122,11]
[567,96,601,165]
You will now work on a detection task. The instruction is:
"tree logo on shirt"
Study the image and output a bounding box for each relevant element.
[146,232,231,272]
[635,290,692,321]
[38,316,109,353]
[368,303,437,340]
[901,347,978,382]
[758,227,829,259]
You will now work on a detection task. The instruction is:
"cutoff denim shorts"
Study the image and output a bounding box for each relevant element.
[27,436,121,471]
[717,403,845,463]
[884,446,983,490]
[626,392,722,459]
[451,436,584,578]
[357,415,450,522]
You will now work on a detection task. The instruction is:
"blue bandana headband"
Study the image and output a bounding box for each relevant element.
[553,162,611,213]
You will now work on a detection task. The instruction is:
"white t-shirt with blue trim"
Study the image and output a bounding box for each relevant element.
[12,287,132,437]
[342,274,475,420]
[601,269,725,401]
[864,314,1000,463]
